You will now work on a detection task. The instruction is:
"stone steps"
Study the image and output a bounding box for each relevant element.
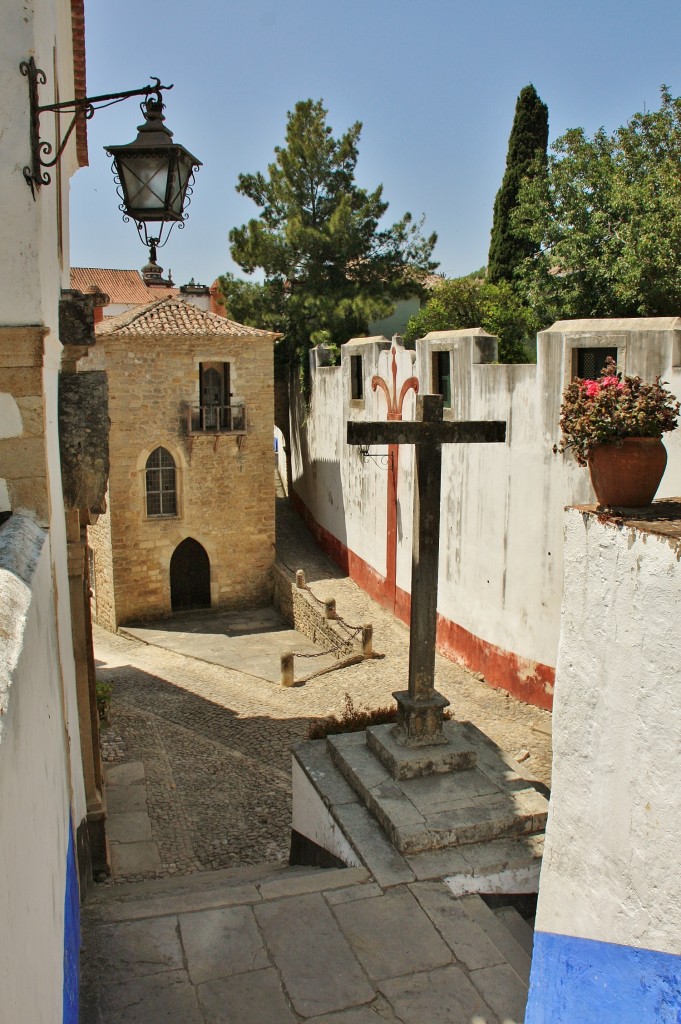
[493,905,535,958]
[83,862,372,924]
[326,724,547,854]
[461,895,533,985]
[293,733,545,895]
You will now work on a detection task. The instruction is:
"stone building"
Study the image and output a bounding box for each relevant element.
[81,296,278,629]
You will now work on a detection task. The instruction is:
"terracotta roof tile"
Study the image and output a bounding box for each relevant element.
[95,297,280,338]
[71,268,179,305]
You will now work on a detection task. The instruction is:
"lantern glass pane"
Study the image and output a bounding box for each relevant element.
[117,154,171,216]
[168,153,194,216]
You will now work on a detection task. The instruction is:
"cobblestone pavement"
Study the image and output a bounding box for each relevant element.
[96,485,552,883]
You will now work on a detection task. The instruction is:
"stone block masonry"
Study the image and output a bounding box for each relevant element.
[0,326,50,523]
[273,562,365,659]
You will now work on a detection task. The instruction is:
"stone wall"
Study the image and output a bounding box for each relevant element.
[59,370,109,513]
[288,320,681,709]
[525,502,681,1021]
[273,562,363,657]
[88,497,116,631]
[83,328,275,625]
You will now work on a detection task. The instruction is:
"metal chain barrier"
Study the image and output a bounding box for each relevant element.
[280,567,374,685]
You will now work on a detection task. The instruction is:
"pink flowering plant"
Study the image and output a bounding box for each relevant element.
[556,357,680,466]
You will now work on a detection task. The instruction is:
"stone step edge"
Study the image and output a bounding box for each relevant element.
[459,893,533,985]
[83,859,361,906]
[83,864,372,924]
[493,905,535,958]
[83,860,292,903]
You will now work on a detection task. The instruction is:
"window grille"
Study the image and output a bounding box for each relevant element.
[575,347,618,380]
[146,447,177,517]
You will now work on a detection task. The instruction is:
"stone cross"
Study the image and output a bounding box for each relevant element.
[347,393,506,747]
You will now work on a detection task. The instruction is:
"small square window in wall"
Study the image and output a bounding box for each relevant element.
[432,350,452,408]
[350,355,364,401]
[575,347,619,380]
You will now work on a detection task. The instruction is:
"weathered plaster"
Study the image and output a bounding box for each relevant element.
[526,503,681,1021]
[0,516,74,1022]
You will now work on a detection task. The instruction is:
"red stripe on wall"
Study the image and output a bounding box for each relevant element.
[290,489,554,710]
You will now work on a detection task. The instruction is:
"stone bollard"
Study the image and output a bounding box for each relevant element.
[324,598,337,620]
[281,652,295,687]
[362,624,373,657]
[295,569,306,589]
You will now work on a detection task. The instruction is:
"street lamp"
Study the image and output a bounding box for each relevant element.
[20,59,201,256]
[105,88,201,259]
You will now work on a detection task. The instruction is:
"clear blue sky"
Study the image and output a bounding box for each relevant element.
[70,0,681,287]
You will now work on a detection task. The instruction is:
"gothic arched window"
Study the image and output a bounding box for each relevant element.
[145,447,177,517]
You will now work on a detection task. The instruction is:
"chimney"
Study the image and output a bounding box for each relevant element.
[210,279,227,318]
[87,285,108,323]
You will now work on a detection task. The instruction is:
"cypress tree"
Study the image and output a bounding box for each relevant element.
[487,84,549,284]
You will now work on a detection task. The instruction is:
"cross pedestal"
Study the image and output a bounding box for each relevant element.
[348,393,506,748]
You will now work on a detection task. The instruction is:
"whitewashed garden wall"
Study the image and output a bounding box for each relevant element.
[287,319,681,708]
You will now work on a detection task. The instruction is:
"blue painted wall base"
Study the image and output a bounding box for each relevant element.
[63,825,80,1024]
[525,930,681,1024]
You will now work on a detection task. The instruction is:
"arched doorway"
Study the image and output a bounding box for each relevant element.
[170,538,211,611]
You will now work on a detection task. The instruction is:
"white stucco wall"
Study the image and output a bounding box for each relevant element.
[291,758,362,868]
[1,0,87,831]
[0,0,79,327]
[525,504,681,1022]
[535,508,681,949]
[1,2,90,1018]
[0,516,73,1023]
[289,320,681,702]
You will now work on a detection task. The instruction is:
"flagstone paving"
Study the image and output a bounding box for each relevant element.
[94,485,551,882]
[80,863,533,1023]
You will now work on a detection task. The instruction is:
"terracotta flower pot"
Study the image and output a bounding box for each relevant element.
[588,437,667,508]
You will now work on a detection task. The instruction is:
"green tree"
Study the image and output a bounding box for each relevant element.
[220,99,437,374]
[488,84,549,285]
[515,86,681,321]
[403,277,537,362]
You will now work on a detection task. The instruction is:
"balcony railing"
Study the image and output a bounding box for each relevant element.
[187,403,247,434]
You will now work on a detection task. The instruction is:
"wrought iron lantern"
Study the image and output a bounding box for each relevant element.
[106,89,201,256]
[20,58,201,256]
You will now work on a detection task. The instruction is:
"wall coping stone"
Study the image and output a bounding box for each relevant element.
[573,498,681,554]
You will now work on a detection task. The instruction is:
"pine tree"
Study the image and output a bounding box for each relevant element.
[220,99,437,373]
[487,85,548,284]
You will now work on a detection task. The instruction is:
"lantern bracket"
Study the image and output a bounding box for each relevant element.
[20,56,172,198]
